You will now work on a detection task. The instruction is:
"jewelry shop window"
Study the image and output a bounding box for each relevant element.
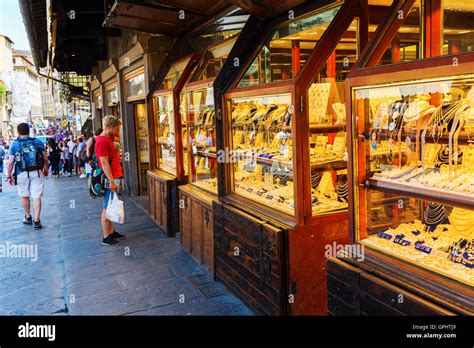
[352,74,474,286]
[306,17,361,217]
[187,86,217,193]
[186,38,237,194]
[230,93,294,215]
[155,94,176,175]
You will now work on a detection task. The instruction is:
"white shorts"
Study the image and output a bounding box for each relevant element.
[16,170,45,199]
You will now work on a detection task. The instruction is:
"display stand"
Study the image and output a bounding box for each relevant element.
[179,36,239,274]
[329,0,474,315]
[147,54,200,236]
[216,0,388,315]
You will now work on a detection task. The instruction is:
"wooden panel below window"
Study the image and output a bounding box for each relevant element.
[179,185,215,276]
[327,258,458,316]
[180,192,192,253]
[202,206,214,275]
[191,198,203,264]
[148,175,156,221]
[360,273,455,316]
[213,201,288,316]
[147,170,186,237]
[160,181,168,232]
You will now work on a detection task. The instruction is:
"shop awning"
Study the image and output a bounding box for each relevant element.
[18,0,48,68]
[103,0,242,35]
[20,0,121,75]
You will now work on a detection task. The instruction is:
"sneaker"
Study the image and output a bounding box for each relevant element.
[33,220,42,230]
[79,174,86,178]
[23,215,33,225]
[102,236,120,246]
[68,173,72,177]
[110,231,126,240]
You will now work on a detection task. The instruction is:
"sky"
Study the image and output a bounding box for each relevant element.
[0,0,31,51]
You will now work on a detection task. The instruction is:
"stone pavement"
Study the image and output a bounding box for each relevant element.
[0,174,253,316]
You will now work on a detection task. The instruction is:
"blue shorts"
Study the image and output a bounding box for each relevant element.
[103,179,121,209]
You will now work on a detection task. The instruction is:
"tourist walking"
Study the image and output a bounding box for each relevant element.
[47,138,61,178]
[6,123,49,229]
[61,141,71,176]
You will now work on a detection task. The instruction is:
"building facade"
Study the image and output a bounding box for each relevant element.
[11,50,42,129]
[39,68,62,123]
[0,35,14,138]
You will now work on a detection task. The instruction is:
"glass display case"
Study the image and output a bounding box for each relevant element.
[185,36,238,194]
[323,0,474,316]
[222,0,369,223]
[180,92,188,177]
[229,93,295,215]
[351,74,474,286]
[226,88,349,218]
[361,189,473,285]
[151,55,199,178]
[155,93,176,174]
[187,86,217,193]
[135,103,149,164]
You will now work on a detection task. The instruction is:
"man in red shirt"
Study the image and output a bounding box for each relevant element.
[95,116,126,246]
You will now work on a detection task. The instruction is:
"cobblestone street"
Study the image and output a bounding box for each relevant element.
[0,175,253,316]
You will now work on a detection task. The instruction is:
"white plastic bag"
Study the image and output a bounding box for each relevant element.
[106,192,124,224]
[85,162,92,175]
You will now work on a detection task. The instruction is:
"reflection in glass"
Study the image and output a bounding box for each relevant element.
[155,94,176,175]
[238,3,342,87]
[126,73,145,98]
[442,1,474,56]
[188,88,217,193]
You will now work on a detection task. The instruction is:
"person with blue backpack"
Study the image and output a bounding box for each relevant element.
[6,123,49,229]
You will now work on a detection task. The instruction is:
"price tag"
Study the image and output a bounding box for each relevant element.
[415,242,432,254]
[393,234,411,246]
[377,231,393,240]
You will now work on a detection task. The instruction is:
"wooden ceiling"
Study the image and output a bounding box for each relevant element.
[229,0,307,17]
[103,0,241,35]
[103,0,315,35]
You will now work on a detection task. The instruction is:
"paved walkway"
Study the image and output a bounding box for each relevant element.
[0,174,252,316]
